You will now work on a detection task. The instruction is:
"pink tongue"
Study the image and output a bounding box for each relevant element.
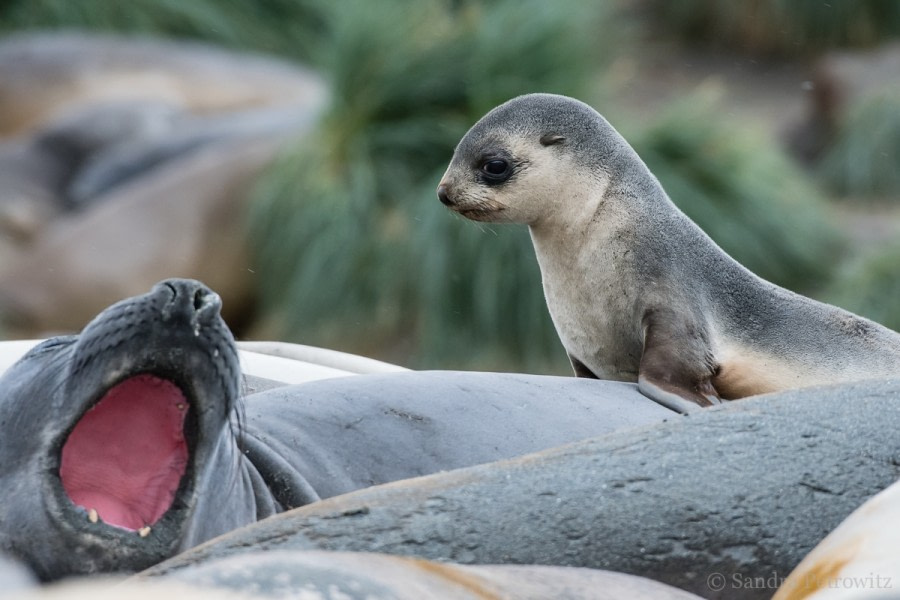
[60,374,189,531]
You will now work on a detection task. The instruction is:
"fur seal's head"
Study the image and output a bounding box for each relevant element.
[437,93,624,225]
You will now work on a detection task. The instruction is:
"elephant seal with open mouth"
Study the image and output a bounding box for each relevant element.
[0,279,673,580]
[0,279,253,579]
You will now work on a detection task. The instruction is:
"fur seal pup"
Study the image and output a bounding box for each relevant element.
[0,279,673,580]
[437,93,900,413]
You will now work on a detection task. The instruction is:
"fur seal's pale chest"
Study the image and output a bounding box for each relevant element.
[529,222,642,381]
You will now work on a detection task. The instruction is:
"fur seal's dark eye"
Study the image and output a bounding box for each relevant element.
[482,159,509,177]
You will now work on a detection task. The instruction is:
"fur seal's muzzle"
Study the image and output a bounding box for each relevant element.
[436,183,454,206]
[436,180,507,221]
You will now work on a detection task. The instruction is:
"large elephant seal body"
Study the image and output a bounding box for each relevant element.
[146,380,900,600]
[237,372,672,500]
[0,101,183,265]
[0,32,325,137]
[3,552,703,600]
[0,32,328,338]
[0,280,673,580]
[0,102,324,338]
[150,550,704,600]
[0,133,284,338]
[0,137,279,336]
[437,93,900,413]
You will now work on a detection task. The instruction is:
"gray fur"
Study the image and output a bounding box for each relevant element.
[439,93,900,410]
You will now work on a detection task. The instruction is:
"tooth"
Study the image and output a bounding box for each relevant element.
[88,509,99,523]
[176,403,185,411]
[138,526,151,537]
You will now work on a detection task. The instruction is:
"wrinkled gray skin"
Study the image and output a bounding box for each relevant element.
[146,380,900,600]
[0,279,673,581]
[152,550,704,600]
[438,93,900,414]
[239,371,672,501]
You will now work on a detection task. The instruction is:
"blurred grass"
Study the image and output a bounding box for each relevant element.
[824,241,900,331]
[818,87,900,199]
[0,0,327,62]
[632,93,845,292]
[648,0,900,56]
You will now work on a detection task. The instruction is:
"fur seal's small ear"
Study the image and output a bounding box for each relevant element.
[540,133,565,146]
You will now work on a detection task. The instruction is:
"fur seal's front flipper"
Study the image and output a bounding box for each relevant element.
[637,308,722,414]
[637,377,703,415]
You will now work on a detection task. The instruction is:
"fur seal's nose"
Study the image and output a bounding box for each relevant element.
[437,183,454,206]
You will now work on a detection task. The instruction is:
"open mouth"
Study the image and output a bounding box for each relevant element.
[59,374,191,532]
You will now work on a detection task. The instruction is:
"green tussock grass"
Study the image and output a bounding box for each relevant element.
[648,0,900,56]
[818,87,900,199]
[0,0,327,62]
[632,94,846,293]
